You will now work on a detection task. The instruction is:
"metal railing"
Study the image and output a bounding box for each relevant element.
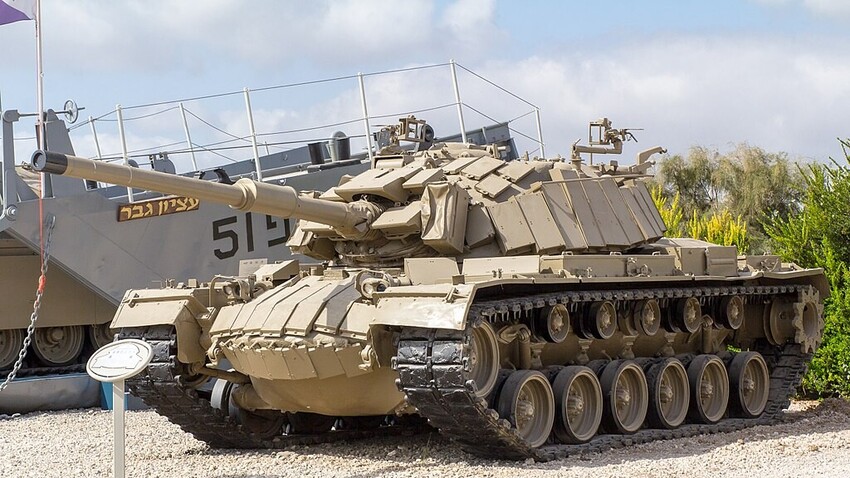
[5,60,546,202]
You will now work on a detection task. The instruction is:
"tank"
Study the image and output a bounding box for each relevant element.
[31,116,828,460]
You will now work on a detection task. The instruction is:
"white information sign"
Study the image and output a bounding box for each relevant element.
[86,339,153,382]
[86,339,154,478]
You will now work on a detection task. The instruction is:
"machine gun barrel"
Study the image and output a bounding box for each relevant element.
[31,150,365,232]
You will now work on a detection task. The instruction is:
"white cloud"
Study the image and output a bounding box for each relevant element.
[439,0,502,56]
[27,0,441,72]
[445,34,850,161]
[753,0,850,16]
[803,0,850,15]
[51,30,850,168]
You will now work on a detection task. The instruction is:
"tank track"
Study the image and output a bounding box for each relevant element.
[395,284,812,461]
[0,364,85,381]
[118,327,425,449]
[1,322,109,381]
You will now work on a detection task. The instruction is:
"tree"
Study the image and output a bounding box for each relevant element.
[654,146,717,217]
[653,143,805,253]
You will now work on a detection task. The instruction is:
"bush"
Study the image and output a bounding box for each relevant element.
[685,209,749,252]
[650,186,684,237]
[800,244,850,396]
[652,185,749,250]
[764,146,850,397]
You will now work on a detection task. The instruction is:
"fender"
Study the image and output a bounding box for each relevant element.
[113,288,208,363]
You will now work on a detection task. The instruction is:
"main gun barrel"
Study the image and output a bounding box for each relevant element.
[31,150,365,232]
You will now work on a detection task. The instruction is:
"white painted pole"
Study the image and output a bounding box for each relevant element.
[115,105,135,202]
[534,108,545,159]
[113,380,125,478]
[34,0,44,150]
[243,88,263,181]
[89,116,102,159]
[357,73,374,166]
[178,102,198,171]
[450,59,467,144]
[35,0,48,198]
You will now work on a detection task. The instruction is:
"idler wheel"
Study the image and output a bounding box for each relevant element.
[600,360,648,434]
[552,366,603,444]
[87,323,115,349]
[534,303,570,343]
[634,299,661,336]
[717,295,745,330]
[211,379,287,439]
[687,354,729,424]
[468,321,500,397]
[32,325,84,366]
[211,379,239,418]
[645,358,689,429]
[580,301,618,340]
[728,352,770,418]
[668,297,702,333]
[287,412,336,434]
[0,329,24,370]
[497,370,555,448]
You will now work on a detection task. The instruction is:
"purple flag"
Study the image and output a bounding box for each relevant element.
[0,0,35,26]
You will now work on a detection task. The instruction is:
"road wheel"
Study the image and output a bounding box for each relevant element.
[87,323,115,349]
[33,325,84,366]
[552,365,602,444]
[497,370,555,448]
[600,360,648,434]
[0,329,23,370]
[645,358,689,429]
[687,354,729,423]
[728,352,770,418]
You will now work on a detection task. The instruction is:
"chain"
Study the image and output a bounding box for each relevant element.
[0,215,56,392]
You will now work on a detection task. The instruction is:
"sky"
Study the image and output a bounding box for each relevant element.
[1,0,849,171]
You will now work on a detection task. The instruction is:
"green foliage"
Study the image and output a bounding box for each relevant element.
[650,185,684,237]
[685,209,749,250]
[652,184,748,249]
[764,141,850,397]
[801,251,850,397]
[654,146,718,216]
[654,144,804,253]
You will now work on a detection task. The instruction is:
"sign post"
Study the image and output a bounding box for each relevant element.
[86,339,153,478]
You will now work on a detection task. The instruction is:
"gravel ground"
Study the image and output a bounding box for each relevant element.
[1,399,848,478]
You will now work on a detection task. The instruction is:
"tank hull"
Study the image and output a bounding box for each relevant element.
[114,256,825,458]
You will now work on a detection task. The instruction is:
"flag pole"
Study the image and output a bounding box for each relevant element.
[35,0,43,147]
[35,0,46,198]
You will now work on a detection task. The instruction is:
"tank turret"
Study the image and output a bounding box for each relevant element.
[30,117,827,462]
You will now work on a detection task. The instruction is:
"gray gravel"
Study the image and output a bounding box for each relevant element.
[1,399,848,478]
